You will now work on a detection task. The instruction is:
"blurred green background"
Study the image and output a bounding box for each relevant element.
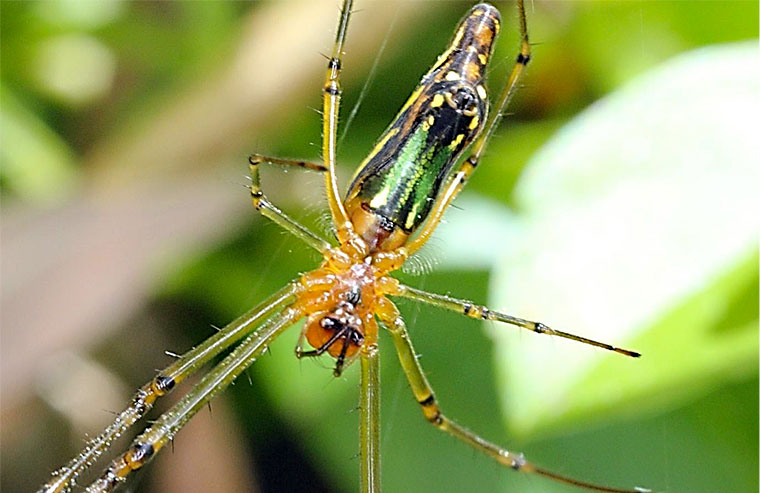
[1,1,757,492]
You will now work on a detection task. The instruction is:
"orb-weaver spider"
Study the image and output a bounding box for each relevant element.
[40,1,646,492]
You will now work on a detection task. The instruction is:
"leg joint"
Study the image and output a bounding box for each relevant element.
[126,442,155,469]
[323,82,341,96]
[516,52,531,65]
[327,57,341,70]
[509,452,527,470]
[153,375,175,394]
[463,302,473,315]
[426,410,443,426]
[418,395,443,425]
[418,394,436,407]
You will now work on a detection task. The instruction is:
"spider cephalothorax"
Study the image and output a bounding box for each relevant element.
[296,246,402,376]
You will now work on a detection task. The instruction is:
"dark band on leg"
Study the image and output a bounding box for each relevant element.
[418,394,436,407]
[154,375,175,393]
[516,52,531,65]
[128,442,155,468]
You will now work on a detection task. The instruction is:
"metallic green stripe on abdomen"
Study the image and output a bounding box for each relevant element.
[354,125,454,232]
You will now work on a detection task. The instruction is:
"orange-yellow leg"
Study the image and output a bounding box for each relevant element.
[394,284,640,358]
[38,282,299,493]
[403,0,532,256]
[378,299,649,493]
[321,0,353,229]
[248,155,331,252]
[83,307,303,493]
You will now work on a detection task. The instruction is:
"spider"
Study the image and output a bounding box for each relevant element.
[40,2,646,492]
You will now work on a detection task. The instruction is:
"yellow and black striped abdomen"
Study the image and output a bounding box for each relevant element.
[344,3,501,253]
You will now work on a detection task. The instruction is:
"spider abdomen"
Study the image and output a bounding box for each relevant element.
[343,4,501,253]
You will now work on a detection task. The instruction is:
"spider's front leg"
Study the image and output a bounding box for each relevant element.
[37,283,299,493]
[247,154,331,252]
[393,284,641,358]
[83,307,303,493]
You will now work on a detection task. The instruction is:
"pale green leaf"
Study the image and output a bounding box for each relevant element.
[486,42,759,438]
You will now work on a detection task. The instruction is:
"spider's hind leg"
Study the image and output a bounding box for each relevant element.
[378,300,646,493]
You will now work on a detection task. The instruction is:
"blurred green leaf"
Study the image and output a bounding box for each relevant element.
[571,251,757,426]
[484,42,759,438]
[0,85,79,201]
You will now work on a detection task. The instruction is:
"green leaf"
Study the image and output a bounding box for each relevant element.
[485,42,759,438]
[0,85,79,202]
[568,252,757,427]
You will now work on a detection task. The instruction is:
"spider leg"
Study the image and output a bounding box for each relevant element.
[403,0,532,256]
[84,307,303,493]
[393,284,640,357]
[248,154,327,173]
[321,0,354,230]
[38,282,299,493]
[379,301,647,493]
[248,155,332,252]
[359,343,380,493]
